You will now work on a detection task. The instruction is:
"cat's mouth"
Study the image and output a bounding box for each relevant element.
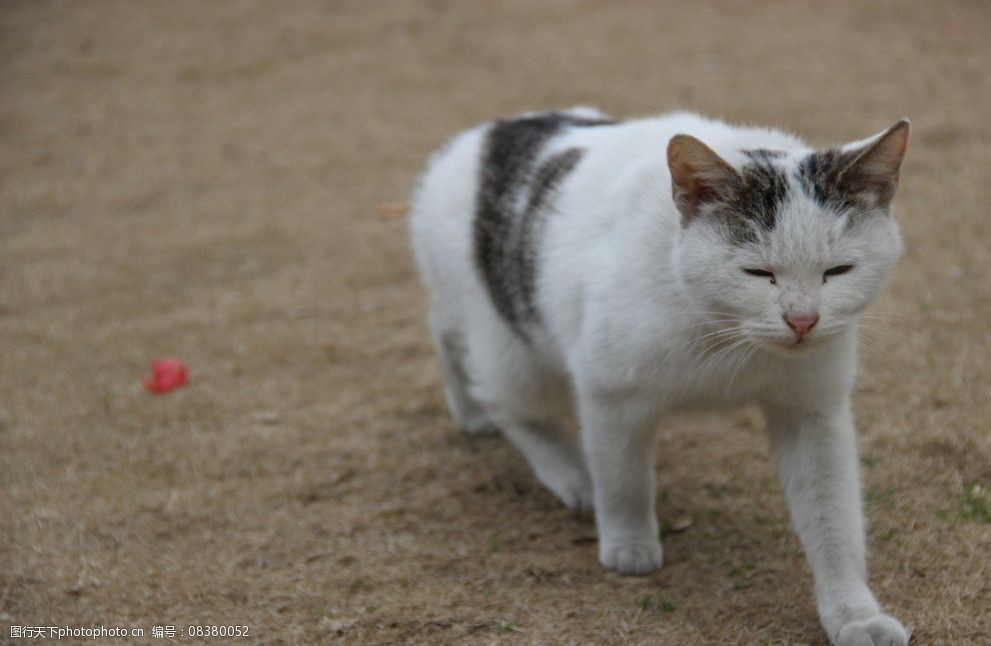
[757,336,821,357]
[738,322,842,354]
[768,330,835,352]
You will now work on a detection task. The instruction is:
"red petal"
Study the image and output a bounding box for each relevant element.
[143,358,188,393]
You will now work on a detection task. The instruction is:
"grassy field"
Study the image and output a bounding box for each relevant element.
[2,1,989,643]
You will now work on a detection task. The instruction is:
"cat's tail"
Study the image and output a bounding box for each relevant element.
[561,105,612,121]
[507,105,612,124]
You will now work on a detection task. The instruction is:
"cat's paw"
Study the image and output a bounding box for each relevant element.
[834,614,908,646]
[599,537,663,575]
[541,467,594,514]
[460,419,500,435]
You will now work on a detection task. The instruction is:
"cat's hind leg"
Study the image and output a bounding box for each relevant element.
[499,417,592,513]
[429,307,497,435]
[467,318,593,512]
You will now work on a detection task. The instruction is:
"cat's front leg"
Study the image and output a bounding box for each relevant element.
[578,391,662,575]
[764,403,908,646]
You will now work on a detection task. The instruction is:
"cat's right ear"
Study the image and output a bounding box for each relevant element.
[667,135,740,225]
[836,120,910,210]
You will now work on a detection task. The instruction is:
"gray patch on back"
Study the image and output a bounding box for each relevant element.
[474,112,610,340]
[514,147,584,327]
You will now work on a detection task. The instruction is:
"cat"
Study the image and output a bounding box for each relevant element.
[409,107,910,646]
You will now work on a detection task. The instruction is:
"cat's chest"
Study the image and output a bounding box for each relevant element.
[655,345,771,410]
[588,332,774,411]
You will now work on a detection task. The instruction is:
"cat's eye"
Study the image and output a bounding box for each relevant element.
[823,264,854,281]
[743,268,776,284]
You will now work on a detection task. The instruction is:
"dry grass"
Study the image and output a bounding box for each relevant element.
[1,1,989,644]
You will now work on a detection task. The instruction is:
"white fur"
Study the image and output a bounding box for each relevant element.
[409,110,907,645]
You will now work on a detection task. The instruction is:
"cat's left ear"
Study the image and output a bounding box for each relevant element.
[667,134,740,225]
[838,119,910,210]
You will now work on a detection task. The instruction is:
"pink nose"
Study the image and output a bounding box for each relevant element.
[784,313,819,337]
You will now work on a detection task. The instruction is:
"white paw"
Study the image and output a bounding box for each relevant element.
[460,418,499,435]
[835,614,909,646]
[541,467,594,513]
[599,537,663,575]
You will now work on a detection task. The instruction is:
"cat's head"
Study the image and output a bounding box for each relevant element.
[667,121,909,354]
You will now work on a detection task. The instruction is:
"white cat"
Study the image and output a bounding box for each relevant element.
[409,107,910,646]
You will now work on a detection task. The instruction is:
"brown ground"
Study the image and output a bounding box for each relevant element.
[2,1,989,644]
